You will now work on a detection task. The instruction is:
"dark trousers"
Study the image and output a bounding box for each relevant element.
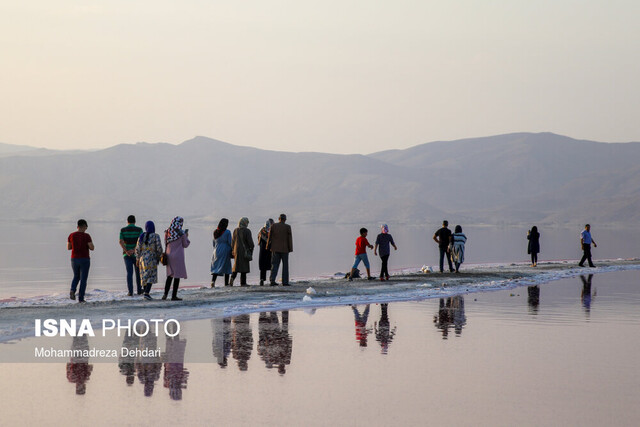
[379,254,390,278]
[439,247,454,272]
[531,252,538,264]
[579,244,594,267]
[211,273,230,286]
[124,255,142,294]
[270,252,289,285]
[164,276,180,298]
[231,272,247,285]
[70,258,90,301]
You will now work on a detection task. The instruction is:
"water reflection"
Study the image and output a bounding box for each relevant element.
[527,286,540,314]
[163,323,189,400]
[136,333,161,397]
[257,311,293,375]
[374,304,397,354]
[211,317,231,368]
[351,305,371,347]
[66,336,93,395]
[231,314,253,371]
[433,296,466,339]
[580,274,596,316]
[118,333,138,385]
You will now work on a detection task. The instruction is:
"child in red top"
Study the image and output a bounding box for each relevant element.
[349,228,374,281]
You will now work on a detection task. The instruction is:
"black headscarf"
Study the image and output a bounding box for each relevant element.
[213,218,229,240]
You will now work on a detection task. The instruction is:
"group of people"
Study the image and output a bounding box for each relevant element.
[66,214,599,303]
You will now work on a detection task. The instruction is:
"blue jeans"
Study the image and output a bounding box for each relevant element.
[124,255,142,294]
[70,258,90,301]
[352,253,370,270]
[439,247,454,272]
[270,252,289,285]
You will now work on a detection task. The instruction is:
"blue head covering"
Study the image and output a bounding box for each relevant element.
[139,221,156,244]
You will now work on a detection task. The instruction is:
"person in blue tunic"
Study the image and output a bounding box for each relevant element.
[211,218,232,287]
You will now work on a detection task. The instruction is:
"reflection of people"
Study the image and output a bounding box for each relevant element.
[351,305,371,347]
[527,226,540,267]
[579,224,597,267]
[268,214,293,286]
[230,217,254,286]
[118,332,138,385]
[135,221,163,300]
[119,215,143,296]
[211,317,231,368]
[211,218,232,287]
[374,224,397,281]
[450,225,467,273]
[136,333,161,397]
[258,311,293,374]
[527,286,540,314]
[163,326,189,401]
[231,314,253,371]
[163,216,190,300]
[580,274,595,313]
[433,220,454,273]
[67,219,95,302]
[374,304,397,354]
[66,336,93,395]
[257,219,275,286]
[433,296,466,339]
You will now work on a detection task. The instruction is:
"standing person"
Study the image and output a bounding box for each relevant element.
[230,217,254,286]
[374,224,397,281]
[135,221,163,300]
[163,217,190,301]
[433,220,454,273]
[67,219,95,303]
[450,225,467,273]
[267,214,293,286]
[119,215,144,296]
[257,219,274,286]
[579,224,597,267]
[527,226,541,267]
[211,218,232,287]
[349,228,375,281]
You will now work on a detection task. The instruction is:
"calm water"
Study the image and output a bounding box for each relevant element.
[0,222,635,298]
[1,270,639,426]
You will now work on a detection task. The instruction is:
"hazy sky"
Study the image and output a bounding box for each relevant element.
[2,1,639,153]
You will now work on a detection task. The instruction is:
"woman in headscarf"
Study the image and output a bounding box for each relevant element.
[374,224,397,281]
[230,217,254,286]
[163,216,190,300]
[527,226,540,267]
[211,218,232,287]
[135,221,163,300]
[256,218,274,286]
[450,225,467,273]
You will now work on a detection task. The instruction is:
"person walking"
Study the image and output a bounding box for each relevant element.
[433,220,454,273]
[527,226,540,267]
[135,221,163,300]
[349,228,375,281]
[374,224,397,281]
[211,218,232,287]
[579,224,597,267]
[267,214,293,286]
[230,217,254,286]
[163,217,190,301]
[67,219,95,303]
[257,219,274,286]
[119,215,143,296]
[450,225,467,273]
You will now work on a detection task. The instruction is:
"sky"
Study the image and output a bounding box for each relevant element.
[1,1,639,154]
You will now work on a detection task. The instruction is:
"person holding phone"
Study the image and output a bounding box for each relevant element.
[163,216,190,300]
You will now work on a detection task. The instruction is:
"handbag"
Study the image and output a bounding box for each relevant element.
[244,246,253,261]
[160,252,168,266]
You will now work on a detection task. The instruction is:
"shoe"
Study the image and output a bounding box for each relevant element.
[240,283,248,287]
[78,299,86,303]
[348,276,353,282]
[380,277,384,281]
[270,282,278,286]
[211,283,215,288]
[386,276,390,280]
[161,295,167,300]
[282,283,290,287]
[259,280,264,286]
[70,291,76,300]
[144,294,153,300]
[229,277,235,286]
[367,276,375,280]
[589,264,596,268]
[578,264,584,267]
[137,290,144,295]
[127,292,133,297]
[171,297,182,301]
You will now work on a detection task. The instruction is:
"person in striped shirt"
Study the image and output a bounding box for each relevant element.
[119,215,143,296]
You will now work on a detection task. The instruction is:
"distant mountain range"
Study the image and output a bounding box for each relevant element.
[1,133,639,226]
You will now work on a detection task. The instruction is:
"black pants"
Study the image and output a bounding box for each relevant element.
[439,247,454,272]
[579,244,594,267]
[379,254,390,278]
[231,272,247,285]
[164,276,180,298]
[211,273,229,286]
[531,252,538,264]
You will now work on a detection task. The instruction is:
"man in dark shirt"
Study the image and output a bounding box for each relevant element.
[433,220,454,273]
[119,215,143,296]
